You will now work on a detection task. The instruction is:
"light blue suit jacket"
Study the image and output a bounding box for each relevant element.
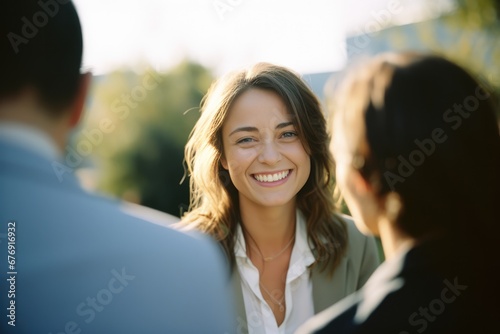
[0,139,236,333]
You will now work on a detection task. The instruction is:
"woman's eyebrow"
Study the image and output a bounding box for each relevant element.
[229,126,258,136]
[276,121,294,129]
[229,122,294,136]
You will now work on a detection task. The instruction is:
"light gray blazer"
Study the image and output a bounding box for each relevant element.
[0,140,236,334]
[231,217,380,332]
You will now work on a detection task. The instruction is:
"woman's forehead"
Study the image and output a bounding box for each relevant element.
[224,89,292,127]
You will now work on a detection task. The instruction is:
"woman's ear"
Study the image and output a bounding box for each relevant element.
[351,168,372,196]
[220,157,228,170]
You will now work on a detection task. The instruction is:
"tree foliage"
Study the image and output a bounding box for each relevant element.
[451,0,500,28]
[80,61,213,217]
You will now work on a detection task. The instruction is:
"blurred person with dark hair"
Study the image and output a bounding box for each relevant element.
[0,1,235,333]
[297,52,500,334]
[178,62,380,333]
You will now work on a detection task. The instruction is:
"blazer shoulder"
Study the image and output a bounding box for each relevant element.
[340,214,367,246]
[338,214,380,265]
[119,200,180,227]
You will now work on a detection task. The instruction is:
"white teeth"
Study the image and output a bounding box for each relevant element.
[254,170,290,183]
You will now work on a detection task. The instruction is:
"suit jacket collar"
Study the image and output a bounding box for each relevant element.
[0,122,60,160]
[0,139,81,190]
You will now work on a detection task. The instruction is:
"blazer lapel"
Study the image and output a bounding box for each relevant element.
[230,268,247,327]
[311,257,349,314]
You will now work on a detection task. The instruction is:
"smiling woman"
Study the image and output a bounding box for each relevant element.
[176,62,380,333]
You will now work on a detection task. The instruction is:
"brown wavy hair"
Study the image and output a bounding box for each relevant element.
[180,63,347,272]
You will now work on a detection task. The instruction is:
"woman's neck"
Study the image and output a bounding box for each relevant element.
[378,217,415,260]
[239,198,296,255]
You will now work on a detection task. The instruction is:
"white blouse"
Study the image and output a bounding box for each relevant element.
[234,211,316,334]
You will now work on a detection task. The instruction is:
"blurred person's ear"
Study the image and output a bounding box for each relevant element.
[339,165,381,236]
[350,167,372,196]
[69,72,92,128]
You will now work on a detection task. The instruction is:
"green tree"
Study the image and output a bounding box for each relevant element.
[451,0,500,28]
[79,60,213,217]
[439,0,500,96]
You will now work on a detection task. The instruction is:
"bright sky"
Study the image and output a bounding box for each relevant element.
[72,0,452,75]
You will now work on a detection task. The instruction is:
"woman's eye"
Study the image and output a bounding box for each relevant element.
[281,131,297,138]
[236,137,254,144]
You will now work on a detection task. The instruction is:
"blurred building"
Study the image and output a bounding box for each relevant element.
[305,5,500,111]
[345,16,499,82]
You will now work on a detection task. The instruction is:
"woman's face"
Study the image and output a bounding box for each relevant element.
[221,88,311,210]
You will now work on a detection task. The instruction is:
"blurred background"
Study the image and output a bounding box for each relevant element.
[69,0,500,219]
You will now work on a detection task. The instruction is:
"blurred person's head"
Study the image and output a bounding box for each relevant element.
[183,62,347,269]
[330,52,500,249]
[0,0,89,149]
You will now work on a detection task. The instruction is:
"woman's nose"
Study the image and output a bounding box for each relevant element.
[258,141,282,165]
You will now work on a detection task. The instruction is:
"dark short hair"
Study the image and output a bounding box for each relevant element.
[0,0,83,115]
[332,52,500,239]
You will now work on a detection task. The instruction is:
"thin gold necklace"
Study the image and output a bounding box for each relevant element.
[243,228,295,313]
[259,282,285,312]
[245,229,295,262]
